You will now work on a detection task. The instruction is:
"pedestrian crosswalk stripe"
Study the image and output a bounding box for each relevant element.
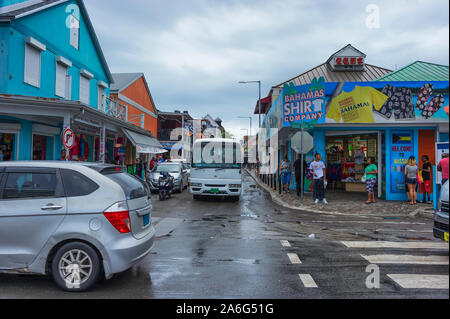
[387,274,449,289]
[361,254,449,265]
[341,241,449,250]
[280,240,291,247]
[313,221,426,225]
[298,274,318,288]
[287,253,302,264]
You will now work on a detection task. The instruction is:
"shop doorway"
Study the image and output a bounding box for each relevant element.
[325,131,383,198]
[32,134,54,160]
[0,133,15,161]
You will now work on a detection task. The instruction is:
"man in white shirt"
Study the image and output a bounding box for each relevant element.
[309,153,327,204]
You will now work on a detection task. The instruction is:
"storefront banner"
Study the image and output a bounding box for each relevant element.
[390,130,414,193]
[282,78,338,127]
[324,81,449,124]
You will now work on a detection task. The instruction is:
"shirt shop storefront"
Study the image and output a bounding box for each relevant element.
[0,95,163,164]
[275,79,449,201]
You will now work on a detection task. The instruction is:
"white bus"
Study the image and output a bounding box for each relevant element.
[189,138,242,201]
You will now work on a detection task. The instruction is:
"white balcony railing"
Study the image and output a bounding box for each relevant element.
[102,96,127,121]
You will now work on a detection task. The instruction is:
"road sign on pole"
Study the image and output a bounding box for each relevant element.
[291,131,313,154]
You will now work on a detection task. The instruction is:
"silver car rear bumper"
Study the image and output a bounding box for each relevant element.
[102,225,156,279]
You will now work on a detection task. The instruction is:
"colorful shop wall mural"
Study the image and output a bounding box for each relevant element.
[282,80,449,127]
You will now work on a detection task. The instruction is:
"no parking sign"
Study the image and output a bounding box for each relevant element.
[62,128,75,149]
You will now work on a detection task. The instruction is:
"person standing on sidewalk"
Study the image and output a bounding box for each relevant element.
[280,157,291,193]
[310,153,327,204]
[421,155,432,204]
[364,157,378,204]
[437,153,449,185]
[294,154,307,197]
[405,156,419,205]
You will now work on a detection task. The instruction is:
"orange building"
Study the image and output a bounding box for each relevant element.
[110,73,158,136]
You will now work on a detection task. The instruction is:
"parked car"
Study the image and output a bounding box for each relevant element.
[0,161,155,292]
[434,180,449,242]
[147,162,188,193]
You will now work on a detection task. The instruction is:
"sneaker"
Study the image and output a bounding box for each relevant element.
[427,201,432,204]
[322,198,328,205]
[314,199,319,204]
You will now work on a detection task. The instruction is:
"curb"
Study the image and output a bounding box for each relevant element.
[244,168,435,219]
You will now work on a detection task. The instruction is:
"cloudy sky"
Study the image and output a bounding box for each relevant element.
[85,0,449,140]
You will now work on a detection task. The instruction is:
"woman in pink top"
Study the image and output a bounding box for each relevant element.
[437,153,449,185]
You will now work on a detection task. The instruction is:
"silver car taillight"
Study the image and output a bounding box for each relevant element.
[103,201,131,233]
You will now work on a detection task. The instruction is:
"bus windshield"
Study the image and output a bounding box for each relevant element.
[192,141,242,169]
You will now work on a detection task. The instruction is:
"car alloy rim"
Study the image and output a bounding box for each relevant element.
[58,249,93,288]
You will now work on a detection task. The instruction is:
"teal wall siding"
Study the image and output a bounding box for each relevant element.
[0,0,29,7]
[0,26,9,93]
[3,0,110,109]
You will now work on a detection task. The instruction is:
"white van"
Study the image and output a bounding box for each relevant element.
[189,138,242,201]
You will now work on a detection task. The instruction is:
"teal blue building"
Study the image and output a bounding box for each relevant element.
[0,0,160,162]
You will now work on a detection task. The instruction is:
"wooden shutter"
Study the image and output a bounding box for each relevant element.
[79,75,90,104]
[55,63,67,97]
[24,44,41,87]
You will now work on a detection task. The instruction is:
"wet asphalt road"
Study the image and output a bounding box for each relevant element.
[0,172,448,299]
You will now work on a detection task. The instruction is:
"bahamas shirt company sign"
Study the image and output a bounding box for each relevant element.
[282,77,328,127]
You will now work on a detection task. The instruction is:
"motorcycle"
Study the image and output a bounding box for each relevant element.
[157,171,174,201]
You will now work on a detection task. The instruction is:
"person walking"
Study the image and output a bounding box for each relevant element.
[364,157,378,204]
[280,156,291,193]
[437,153,449,185]
[421,155,432,204]
[294,154,307,197]
[309,153,327,204]
[150,157,156,170]
[405,156,419,205]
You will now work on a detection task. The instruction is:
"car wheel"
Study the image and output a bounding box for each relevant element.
[178,181,184,193]
[51,242,101,292]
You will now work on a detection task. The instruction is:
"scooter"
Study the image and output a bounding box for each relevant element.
[158,171,174,201]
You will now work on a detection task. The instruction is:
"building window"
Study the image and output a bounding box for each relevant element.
[98,85,105,109]
[70,14,80,50]
[79,75,90,105]
[24,44,41,88]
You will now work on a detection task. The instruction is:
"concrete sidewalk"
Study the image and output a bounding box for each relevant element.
[245,168,435,219]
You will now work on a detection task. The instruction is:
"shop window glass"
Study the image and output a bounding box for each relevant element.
[33,135,47,160]
[0,134,15,161]
[60,169,99,197]
[3,172,58,199]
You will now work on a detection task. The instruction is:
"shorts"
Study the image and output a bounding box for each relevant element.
[423,180,431,192]
[282,172,291,185]
[406,178,417,185]
[366,178,376,193]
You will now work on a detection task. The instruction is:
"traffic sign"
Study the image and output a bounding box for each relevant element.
[62,128,75,149]
[291,131,313,154]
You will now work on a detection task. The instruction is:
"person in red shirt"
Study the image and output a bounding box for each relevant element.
[437,153,449,185]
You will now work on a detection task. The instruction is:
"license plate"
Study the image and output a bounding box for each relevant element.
[143,214,150,226]
[445,232,449,242]
[210,188,219,194]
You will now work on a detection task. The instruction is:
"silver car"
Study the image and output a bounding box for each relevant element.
[0,161,155,292]
[147,162,188,193]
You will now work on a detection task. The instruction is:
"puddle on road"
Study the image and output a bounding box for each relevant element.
[240,204,258,218]
[216,258,261,265]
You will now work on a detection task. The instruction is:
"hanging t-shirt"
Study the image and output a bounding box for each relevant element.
[327,86,388,123]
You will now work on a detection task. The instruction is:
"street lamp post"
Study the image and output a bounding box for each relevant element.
[237,116,252,137]
[239,81,261,128]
